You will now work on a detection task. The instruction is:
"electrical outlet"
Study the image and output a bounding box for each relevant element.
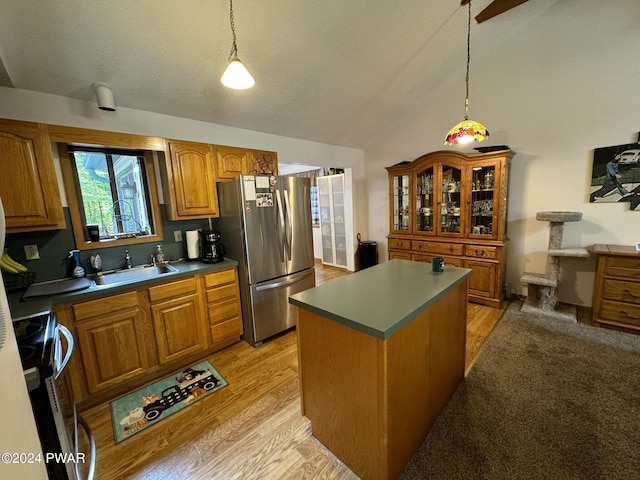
[174,230,183,242]
[24,244,40,260]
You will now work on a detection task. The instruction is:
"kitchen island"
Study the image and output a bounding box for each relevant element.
[289,259,471,480]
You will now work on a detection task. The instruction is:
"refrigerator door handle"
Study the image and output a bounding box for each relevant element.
[283,189,293,261]
[275,189,287,262]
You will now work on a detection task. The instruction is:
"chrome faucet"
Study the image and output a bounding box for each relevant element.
[125,250,132,269]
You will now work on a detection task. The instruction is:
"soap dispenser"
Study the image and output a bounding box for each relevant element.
[155,245,165,264]
[68,250,85,278]
[90,252,102,273]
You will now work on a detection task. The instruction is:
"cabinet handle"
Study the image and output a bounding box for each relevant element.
[623,289,640,299]
[475,249,485,256]
[417,244,423,250]
[449,246,454,253]
[620,309,640,320]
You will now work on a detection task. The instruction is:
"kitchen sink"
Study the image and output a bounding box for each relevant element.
[94,264,179,286]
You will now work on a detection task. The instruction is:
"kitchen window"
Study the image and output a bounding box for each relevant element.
[59,144,164,250]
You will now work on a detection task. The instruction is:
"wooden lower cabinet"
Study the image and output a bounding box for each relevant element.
[149,277,208,365]
[56,268,242,407]
[389,237,504,308]
[72,291,154,395]
[203,268,243,346]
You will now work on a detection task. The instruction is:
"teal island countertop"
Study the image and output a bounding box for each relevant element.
[289,259,472,340]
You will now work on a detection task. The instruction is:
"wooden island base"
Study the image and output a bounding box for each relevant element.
[296,280,467,480]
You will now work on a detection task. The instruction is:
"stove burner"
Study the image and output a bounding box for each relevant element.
[19,345,36,362]
[13,313,56,372]
[16,323,44,344]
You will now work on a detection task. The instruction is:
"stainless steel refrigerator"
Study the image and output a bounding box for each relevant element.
[216,175,316,347]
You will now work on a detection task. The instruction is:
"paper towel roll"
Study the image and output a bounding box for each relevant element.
[186,230,200,259]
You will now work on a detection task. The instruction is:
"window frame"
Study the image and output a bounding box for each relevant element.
[58,143,164,251]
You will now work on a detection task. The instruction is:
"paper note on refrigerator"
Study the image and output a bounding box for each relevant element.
[255,176,270,189]
[244,177,256,201]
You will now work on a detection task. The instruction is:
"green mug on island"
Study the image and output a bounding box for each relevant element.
[432,256,444,273]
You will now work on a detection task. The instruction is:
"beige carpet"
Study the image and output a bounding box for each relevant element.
[401,301,640,479]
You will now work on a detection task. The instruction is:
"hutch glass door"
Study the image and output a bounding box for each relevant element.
[470,165,496,238]
[415,166,434,233]
[391,174,410,233]
[439,164,463,236]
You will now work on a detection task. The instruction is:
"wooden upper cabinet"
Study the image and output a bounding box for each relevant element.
[162,139,219,220]
[0,119,65,232]
[216,145,279,181]
[246,149,278,176]
[216,145,252,181]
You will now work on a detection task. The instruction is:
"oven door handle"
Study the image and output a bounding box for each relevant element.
[76,413,96,480]
[55,324,74,379]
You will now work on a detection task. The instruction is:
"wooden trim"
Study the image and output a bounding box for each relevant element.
[57,145,164,251]
[48,124,165,150]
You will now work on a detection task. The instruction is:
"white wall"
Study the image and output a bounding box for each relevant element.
[363,0,640,306]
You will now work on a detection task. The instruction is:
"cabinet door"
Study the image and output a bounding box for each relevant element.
[75,306,153,394]
[246,149,278,175]
[318,174,347,267]
[216,145,252,181]
[464,259,497,299]
[151,293,208,365]
[165,140,219,219]
[0,119,65,232]
[415,166,435,235]
[437,162,463,237]
[389,172,412,234]
[467,160,502,240]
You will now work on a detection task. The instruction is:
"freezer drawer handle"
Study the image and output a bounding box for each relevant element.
[255,272,311,292]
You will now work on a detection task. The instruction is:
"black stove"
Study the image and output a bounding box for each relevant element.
[13,313,56,375]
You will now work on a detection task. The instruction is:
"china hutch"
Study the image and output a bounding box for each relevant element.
[386,149,513,308]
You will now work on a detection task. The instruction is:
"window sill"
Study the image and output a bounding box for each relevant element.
[76,233,164,251]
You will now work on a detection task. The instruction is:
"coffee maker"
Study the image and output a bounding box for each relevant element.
[200,231,226,263]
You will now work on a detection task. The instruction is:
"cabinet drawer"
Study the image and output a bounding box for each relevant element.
[389,238,411,250]
[603,257,640,281]
[148,277,197,302]
[208,298,240,324]
[73,291,139,321]
[204,269,237,288]
[211,317,242,344]
[599,299,640,328]
[412,241,464,256]
[412,254,463,267]
[465,245,498,260]
[206,284,238,303]
[389,251,412,260]
[602,279,640,305]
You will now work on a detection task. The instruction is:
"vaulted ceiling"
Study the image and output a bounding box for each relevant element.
[0,1,558,150]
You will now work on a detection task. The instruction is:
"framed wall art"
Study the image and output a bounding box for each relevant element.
[589,133,640,210]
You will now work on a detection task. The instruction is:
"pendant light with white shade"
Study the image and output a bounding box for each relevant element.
[444,0,489,146]
[221,0,255,89]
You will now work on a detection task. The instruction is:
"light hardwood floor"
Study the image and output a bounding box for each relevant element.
[79,262,505,479]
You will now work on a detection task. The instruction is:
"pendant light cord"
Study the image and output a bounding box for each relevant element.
[464,0,471,120]
[228,0,238,60]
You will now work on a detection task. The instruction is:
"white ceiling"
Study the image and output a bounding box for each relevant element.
[0,0,558,151]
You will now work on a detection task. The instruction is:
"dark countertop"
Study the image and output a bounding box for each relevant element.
[289,259,472,340]
[9,258,238,320]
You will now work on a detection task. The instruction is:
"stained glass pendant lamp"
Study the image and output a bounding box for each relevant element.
[221,0,255,89]
[444,0,489,146]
